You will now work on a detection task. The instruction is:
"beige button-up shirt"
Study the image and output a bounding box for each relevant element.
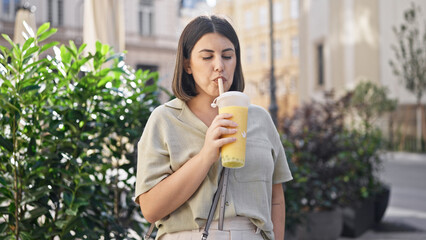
[135,98,292,239]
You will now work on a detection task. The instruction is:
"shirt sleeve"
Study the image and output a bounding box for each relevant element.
[134,106,172,204]
[265,112,293,184]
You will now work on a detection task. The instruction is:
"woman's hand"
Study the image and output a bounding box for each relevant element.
[200,113,237,165]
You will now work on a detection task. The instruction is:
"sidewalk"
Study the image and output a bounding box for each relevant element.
[339,151,426,240]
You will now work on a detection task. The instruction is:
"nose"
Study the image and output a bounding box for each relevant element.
[214,58,224,72]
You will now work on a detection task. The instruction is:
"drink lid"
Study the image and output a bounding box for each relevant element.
[210,91,250,108]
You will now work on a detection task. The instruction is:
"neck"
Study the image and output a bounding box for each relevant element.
[187,95,219,126]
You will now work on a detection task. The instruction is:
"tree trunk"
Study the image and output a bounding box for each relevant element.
[417,100,422,151]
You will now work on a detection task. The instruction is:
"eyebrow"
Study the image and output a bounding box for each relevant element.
[198,48,235,53]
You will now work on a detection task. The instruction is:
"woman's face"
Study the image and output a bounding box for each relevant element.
[185,32,236,99]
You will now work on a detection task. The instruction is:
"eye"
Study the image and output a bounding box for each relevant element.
[223,56,232,60]
[202,56,213,60]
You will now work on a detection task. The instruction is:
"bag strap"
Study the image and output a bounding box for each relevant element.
[144,167,230,240]
[201,167,229,240]
[144,223,155,240]
[218,168,229,230]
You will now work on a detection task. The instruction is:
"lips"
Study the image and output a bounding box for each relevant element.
[213,77,227,83]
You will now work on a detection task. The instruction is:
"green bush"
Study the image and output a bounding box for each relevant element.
[0,23,160,239]
[281,91,386,233]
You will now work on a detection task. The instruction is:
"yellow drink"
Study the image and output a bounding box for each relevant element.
[219,106,248,168]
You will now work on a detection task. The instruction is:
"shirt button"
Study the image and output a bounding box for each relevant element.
[225,201,230,206]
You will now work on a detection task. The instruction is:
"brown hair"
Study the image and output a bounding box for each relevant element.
[172,15,245,101]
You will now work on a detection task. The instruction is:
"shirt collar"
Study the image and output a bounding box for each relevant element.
[164,98,183,110]
[164,98,208,133]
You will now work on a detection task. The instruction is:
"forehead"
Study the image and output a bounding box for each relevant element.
[192,32,235,51]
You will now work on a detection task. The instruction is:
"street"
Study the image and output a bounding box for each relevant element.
[340,151,426,240]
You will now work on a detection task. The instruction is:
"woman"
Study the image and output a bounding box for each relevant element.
[134,15,292,240]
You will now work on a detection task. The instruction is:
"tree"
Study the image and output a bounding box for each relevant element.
[348,80,397,131]
[390,3,426,151]
[0,23,160,239]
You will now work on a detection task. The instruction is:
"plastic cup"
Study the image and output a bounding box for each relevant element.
[216,91,250,168]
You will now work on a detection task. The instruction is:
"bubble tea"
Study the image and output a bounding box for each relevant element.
[216,92,250,168]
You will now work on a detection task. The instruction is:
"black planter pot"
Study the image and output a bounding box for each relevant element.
[374,185,391,224]
[341,198,375,238]
[297,208,343,240]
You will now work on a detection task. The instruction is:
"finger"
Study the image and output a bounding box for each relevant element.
[216,137,237,147]
[213,127,237,139]
[215,113,233,120]
[212,119,238,128]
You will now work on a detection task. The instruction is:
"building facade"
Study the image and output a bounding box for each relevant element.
[0,0,182,97]
[215,0,300,119]
[299,0,426,149]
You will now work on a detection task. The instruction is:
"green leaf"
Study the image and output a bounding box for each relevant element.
[30,186,51,201]
[0,222,7,233]
[20,232,32,240]
[23,46,39,59]
[61,45,72,64]
[0,187,13,199]
[36,22,50,36]
[0,135,13,152]
[95,41,102,53]
[101,44,109,56]
[22,65,39,80]
[19,85,40,94]
[2,34,15,47]
[25,207,48,220]
[22,58,47,72]
[69,40,78,53]
[40,41,59,53]
[65,208,78,216]
[97,76,112,87]
[110,67,126,74]
[38,28,57,42]
[105,53,124,63]
[54,220,67,229]
[63,191,72,206]
[0,45,9,56]
[77,43,87,55]
[22,38,35,52]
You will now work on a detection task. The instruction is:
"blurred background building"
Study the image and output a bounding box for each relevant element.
[0,0,186,98]
[1,0,424,150]
[215,0,300,119]
[299,0,426,151]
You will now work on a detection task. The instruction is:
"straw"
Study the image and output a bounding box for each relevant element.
[218,78,224,95]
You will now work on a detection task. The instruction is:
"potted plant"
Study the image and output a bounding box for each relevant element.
[282,96,351,240]
[339,81,397,237]
[282,83,396,239]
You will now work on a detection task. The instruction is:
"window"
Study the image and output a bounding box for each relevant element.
[273,2,283,23]
[3,0,10,14]
[260,42,267,62]
[291,0,299,19]
[139,0,154,36]
[57,0,63,26]
[48,0,64,26]
[245,10,253,29]
[259,7,267,26]
[292,36,299,57]
[48,0,53,23]
[316,43,324,86]
[246,46,253,64]
[290,76,297,92]
[274,40,281,59]
[2,0,20,19]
